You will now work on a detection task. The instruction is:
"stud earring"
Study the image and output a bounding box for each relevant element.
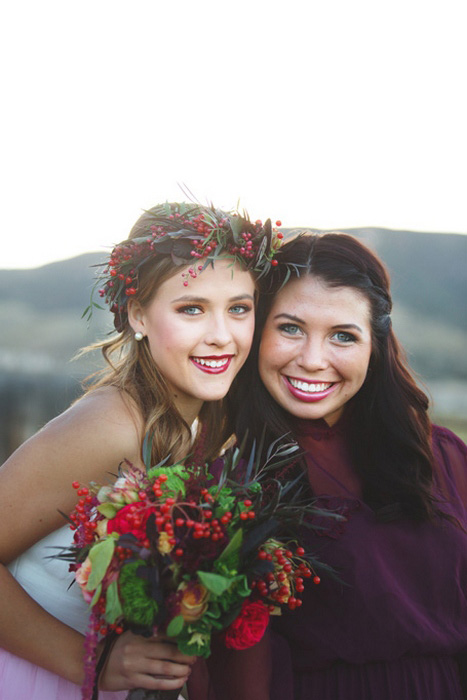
[134,331,144,341]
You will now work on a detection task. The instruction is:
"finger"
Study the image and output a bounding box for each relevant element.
[146,659,192,678]
[131,671,190,691]
[143,640,196,665]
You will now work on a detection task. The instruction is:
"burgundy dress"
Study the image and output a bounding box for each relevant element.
[188,418,467,699]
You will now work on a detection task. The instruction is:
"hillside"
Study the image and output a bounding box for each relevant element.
[0,229,466,459]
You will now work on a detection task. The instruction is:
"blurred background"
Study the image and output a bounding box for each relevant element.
[1,0,466,461]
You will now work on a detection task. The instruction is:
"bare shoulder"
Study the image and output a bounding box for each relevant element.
[0,386,145,560]
[33,385,143,469]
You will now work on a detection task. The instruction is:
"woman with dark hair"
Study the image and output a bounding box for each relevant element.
[0,201,279,699]
[198,231,467,700]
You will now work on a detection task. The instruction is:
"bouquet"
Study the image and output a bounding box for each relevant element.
[58,439,338,699]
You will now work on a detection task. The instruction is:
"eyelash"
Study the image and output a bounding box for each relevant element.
[229,304,252,315]
[278,323,303,336]
[178,305,203,315]
[332,331,357,344]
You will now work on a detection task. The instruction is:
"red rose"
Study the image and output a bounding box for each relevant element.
[107,503,156,541]
[224,599,270,650]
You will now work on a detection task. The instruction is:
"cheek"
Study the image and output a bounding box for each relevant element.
[344,350,371,384]
[235,318,256,353]
[148,321,190,357]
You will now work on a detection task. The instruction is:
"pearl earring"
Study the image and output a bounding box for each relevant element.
[134,331,144,341]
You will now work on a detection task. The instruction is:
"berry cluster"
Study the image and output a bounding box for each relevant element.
[253,543,319,611]
[85,202,284,331]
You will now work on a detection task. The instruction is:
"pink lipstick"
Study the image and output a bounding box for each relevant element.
[284,376,337,403]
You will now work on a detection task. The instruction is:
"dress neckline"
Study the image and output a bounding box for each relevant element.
[293,409,352,441]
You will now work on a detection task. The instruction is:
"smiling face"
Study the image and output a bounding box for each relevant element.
[129,258,256,424]
[259,275,373,426]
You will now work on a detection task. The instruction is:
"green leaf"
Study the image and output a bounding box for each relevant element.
[228,214,244,244]
[166,614,185,637]
[217,528,243,565]
[87,537,116,590]
[142,431,154,470]
[90,582,102,607]
[147,464,190,497]
[105,580,123,624]
[197,571,233,596]
[97,503,117,519]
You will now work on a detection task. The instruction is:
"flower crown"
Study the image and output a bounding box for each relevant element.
[86,202,283,332]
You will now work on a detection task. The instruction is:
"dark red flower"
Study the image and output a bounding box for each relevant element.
[107,503,156,541]
[224,599,270,650]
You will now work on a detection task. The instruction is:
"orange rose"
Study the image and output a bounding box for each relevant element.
[178,582,210,622]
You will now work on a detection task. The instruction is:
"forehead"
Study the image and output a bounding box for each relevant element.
[154,258,256,300]
[269,275,371,322]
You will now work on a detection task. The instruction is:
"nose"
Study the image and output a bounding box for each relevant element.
[204,312,233,347]
[297,336,329,372]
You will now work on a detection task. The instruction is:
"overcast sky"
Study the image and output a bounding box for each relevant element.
[1,0,466,269]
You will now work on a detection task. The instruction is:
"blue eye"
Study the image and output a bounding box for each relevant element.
[179,305,202,315]
[332,331,357,343]
[279,323,302,336]
[230,304,251,315]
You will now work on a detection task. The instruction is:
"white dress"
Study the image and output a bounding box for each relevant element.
[0,525,126,699]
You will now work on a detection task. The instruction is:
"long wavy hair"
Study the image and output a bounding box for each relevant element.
[82,202,261,466]
[232,232,443,523]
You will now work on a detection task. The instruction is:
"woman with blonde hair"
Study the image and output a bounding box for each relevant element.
[0,201,279,699]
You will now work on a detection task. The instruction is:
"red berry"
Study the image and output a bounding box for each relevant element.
[313,576,321,585]
[72,481,80,489]
[275,220,282,226]
[296,547,305,556]
[271,259,278,267]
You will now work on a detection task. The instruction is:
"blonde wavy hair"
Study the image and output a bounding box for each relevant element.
[82,203,264,466]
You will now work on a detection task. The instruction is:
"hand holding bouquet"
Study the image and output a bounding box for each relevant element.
[58,440,338,699]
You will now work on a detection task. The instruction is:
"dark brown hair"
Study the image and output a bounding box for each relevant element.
[232,232,442,522]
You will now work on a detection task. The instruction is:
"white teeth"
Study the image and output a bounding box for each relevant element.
[289,379,332,393]
[193,357,229,368]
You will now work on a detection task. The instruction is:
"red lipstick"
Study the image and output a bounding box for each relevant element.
[190,355,233,374]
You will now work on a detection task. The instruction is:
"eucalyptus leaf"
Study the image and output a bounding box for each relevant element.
[97,503,118,519]
[90,582,102,607]
[105,580,123,623]
[87,537,116,590]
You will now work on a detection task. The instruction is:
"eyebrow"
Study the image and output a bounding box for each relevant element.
[172,294,255,303]
[273,313,363,333]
